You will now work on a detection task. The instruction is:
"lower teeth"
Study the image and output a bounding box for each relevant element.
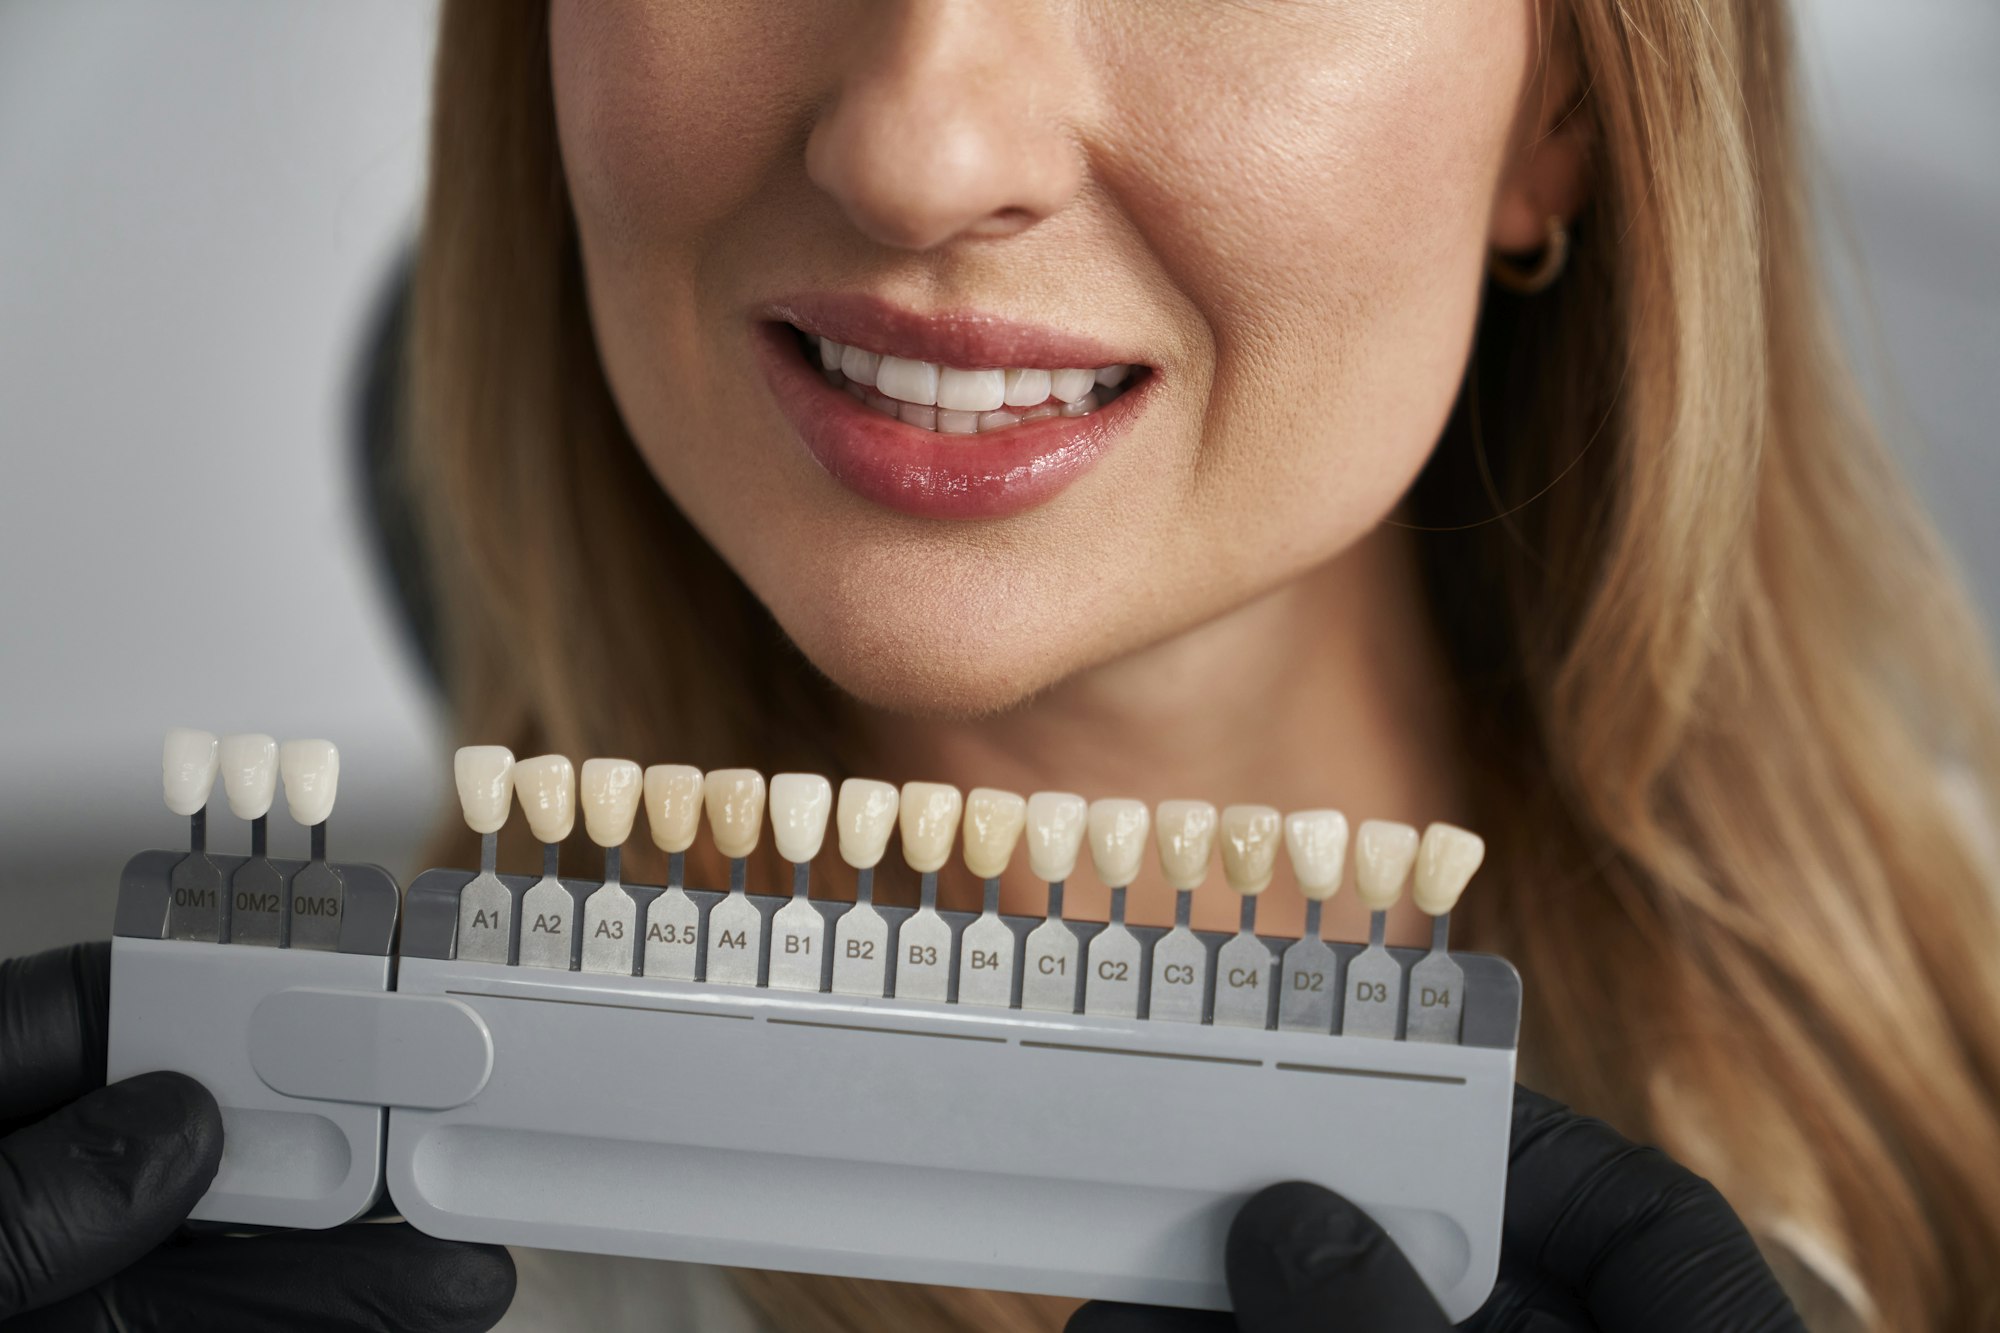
[803,331,1128,436]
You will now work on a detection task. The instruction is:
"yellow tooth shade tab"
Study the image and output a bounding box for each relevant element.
[514,754,575,844]
[836,778,899,870]
[770,773,834,864]
[1154,800,1218,891]
[899,782,963,875]
[1414,822,1484,916]
[703,769,766,860]
[1219,805,1282,896]
[580,758,643,848]
[1087,799,1151,888]
[1025,791,1089,882]
[1283,809,1349,902]
[643,764,703,853]
[455,746,516,836]
[1354,819,1419,911]
[962,788,1027,880]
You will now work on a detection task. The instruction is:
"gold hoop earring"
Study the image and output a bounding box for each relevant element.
[1488,215,1570,294]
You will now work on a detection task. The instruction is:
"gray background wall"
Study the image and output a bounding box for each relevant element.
[2,0,1995,957]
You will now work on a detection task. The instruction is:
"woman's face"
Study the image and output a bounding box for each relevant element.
[551,0,1553,718]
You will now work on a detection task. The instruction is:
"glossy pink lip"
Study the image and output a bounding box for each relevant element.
[754,290,1151,371]
[749,313,1156,521]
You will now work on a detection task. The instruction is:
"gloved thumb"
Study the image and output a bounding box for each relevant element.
[1225,1181,1454,1333]
[0,1070,223,1319]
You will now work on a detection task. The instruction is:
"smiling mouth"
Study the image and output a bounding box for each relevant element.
[781,322,1145,437]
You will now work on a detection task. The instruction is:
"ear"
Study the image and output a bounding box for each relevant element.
[1490,18,1592,254]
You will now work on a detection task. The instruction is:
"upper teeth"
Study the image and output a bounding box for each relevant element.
[811,330,1130,411]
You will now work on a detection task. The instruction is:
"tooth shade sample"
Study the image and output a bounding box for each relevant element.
[703,769,766,859]
[454,746,516,835]
[1415,822,1485,916]
[219,733,278,821]
[962,788,1027,879]
[515,754,576,844]
[1087,799,1151,887]
[899,782,963,874]
[771,772,834,863]
[1354,819,1419,910]
[1284,809,1349,902]
[836,778,899,869]
[1154,800,1218,890]
[580,758,643,848]
[279,739,340,828]
[643,764,704,852]
[1220,805,1282,896]
[1025,791,1088,882]
[163,727,219,817]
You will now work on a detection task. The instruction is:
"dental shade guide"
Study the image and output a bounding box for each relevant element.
[107,733,1520,1320]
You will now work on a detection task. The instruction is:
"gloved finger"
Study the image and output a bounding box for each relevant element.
[1064,1300,1231,1332]
[1503,1087,1803,1333]
[6,1223,516,1333]
[0,1069,222,1320]
[1459,1260,1599,1332]
[1224,1180,1453,1333]
[0,942,112,1127]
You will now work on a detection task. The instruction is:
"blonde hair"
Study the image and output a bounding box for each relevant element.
[407,1,2000,1328]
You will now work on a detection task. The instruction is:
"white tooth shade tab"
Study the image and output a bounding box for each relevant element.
[279,739,340,828]
[1002,367,1052,408]
[1050,368,1097,403]
[643,765,704,853]
[838,344,881,388]
[1220,805,1282,896]
[770,773,834,864]
[899,782,963,874]
[219,733,278,821]
[704,769,767,860]
[455,746,516,836]
[874,355,939,406]
[936,367,1006,413]
[962,788,1027,880]
[1354,819,1419,910]
[580,758,643,848]
[1087,799,1151,888]
[836,778,900,869]
[1025,791,1088,882]
[515,754,576,844]
[1414,822,1485,916]
[1154,800,1218,891]
[1284,809,1349,902]
[163,727,219,817]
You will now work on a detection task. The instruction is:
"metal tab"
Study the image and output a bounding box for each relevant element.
[1278,937,1338,1032]
[768,895,825,992]
[516,876,574,970]
[227,858,286,947]
[1341,945,1403,1039]
[581,883,638,975]
[831,902,889,996]
[956,912,1015,1008]
[641,886,699,980]
[166,852,224,942]
[1020,917,1079,1013]
[1405,952,1464,1044]
[704,891,763,988]
[1212,933,1274,1029]
[1146,926,1207,1024]
[893,908,951,1002]
[1083,924,1141,1018]
[287,859,345,952]
[455,873,513,964]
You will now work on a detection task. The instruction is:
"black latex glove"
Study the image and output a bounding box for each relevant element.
[1068,1084,1806,1333]
[0,941,516,1332]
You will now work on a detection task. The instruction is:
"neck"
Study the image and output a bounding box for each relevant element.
[851,524,1464,946]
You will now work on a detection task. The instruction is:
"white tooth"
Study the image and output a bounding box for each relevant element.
[279,739,340,828]
[1003,367,1052,407]
[875,355,939,406]
[1283,809,1349,902]
[977,410,1020,431]
[1021,403,1060,421]
[515,753,575,844]
[937,410,980,435]
[770,772,834,863]
[1220,805,1282,896]
[1025,791,1088,882]
[163,727,219,817]
[1414,822,1484,916]
[962,787,1027,880]
[1354,819,1419,910]
[219,733,277,821]
[455,745,516,835]
[899,781,962,874]
[1087,798,1151,887]
[643,764,703,853]
[1095,363,1131,388]
[898,402,938,430]
[836,777,900,869]
[865,389,900,415]
[936,366,1005,412]
[1154,799,1218,890]
[839,344,881,388]
[1050,368,1096,403]
[580,757,642,848]
[818,335,842,370]
[1060,392,1099,416]
[703,768,765,859]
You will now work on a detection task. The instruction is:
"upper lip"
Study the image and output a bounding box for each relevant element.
[755,291,1149,371]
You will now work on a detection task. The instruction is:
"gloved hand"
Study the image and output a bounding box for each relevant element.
[1067,1084,1806,1332]
[0,941,516,1332]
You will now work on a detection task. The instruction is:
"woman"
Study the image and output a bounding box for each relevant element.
[383,0,2000,1329]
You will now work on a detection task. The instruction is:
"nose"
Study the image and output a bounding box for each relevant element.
[805,2,1087,250]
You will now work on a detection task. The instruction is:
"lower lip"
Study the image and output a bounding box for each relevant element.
[750,321,1153,520]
